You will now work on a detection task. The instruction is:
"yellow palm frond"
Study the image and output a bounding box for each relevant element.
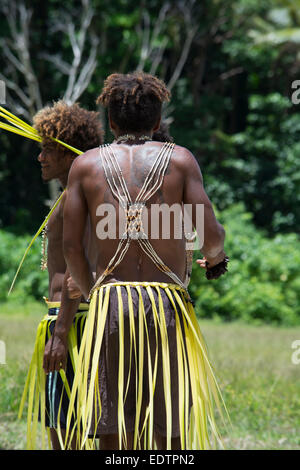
[0,106,83,294]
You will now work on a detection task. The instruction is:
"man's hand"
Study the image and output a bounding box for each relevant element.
[43,334,68,374]
[196,256,207,269]
[67,276,82,299]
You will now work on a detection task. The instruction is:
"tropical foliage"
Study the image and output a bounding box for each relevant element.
[0,0,299,324]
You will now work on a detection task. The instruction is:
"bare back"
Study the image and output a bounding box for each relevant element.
[79,142,187,284]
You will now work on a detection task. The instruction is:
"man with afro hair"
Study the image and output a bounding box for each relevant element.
[59,72,229,450]
[22,100,103,450]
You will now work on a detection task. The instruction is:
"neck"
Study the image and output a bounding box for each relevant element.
[58,172,69,189]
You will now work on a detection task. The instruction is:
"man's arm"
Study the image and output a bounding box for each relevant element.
[63,158,94,299]
[43,269,81,373]
[182,148,226,264]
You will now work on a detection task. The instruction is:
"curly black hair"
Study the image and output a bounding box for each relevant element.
[97,72,170,133]
[33,100,104,157]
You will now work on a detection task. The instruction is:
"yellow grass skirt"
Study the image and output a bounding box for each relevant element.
[18,300,90,450]
[63,282,229,450]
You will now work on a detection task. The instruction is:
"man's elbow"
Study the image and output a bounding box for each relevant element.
[217,223,226,243]
[203,224,226,258]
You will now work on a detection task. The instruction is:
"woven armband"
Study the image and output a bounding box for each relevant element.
[205,255,229,280]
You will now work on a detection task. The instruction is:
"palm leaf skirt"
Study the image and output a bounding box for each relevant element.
[18,303,95,450]
[63,282,229,450]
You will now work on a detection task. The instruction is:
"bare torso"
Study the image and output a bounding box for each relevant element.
[80,141,188,284]
[47,191,97,301]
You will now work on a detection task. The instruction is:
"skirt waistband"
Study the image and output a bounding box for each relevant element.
[47,307,89,316]
[91,281,193,305]
[94,281,187,291]
[43,296,89,311]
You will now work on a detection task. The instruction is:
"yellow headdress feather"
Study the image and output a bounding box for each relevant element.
[0,106,83,294]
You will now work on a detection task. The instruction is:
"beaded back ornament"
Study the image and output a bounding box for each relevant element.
[41,225,48,270]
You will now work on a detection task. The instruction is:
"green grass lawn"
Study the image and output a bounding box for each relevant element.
[0,300,300,450]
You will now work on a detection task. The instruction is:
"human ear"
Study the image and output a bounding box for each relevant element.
[108,112,117,132]
[153,116,161,133]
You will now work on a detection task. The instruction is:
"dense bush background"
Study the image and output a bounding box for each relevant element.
[0,0,299,325]
[189,203,300,325]
[0,230,48,303]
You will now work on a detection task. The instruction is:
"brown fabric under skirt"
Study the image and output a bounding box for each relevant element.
[90,284,192,438]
